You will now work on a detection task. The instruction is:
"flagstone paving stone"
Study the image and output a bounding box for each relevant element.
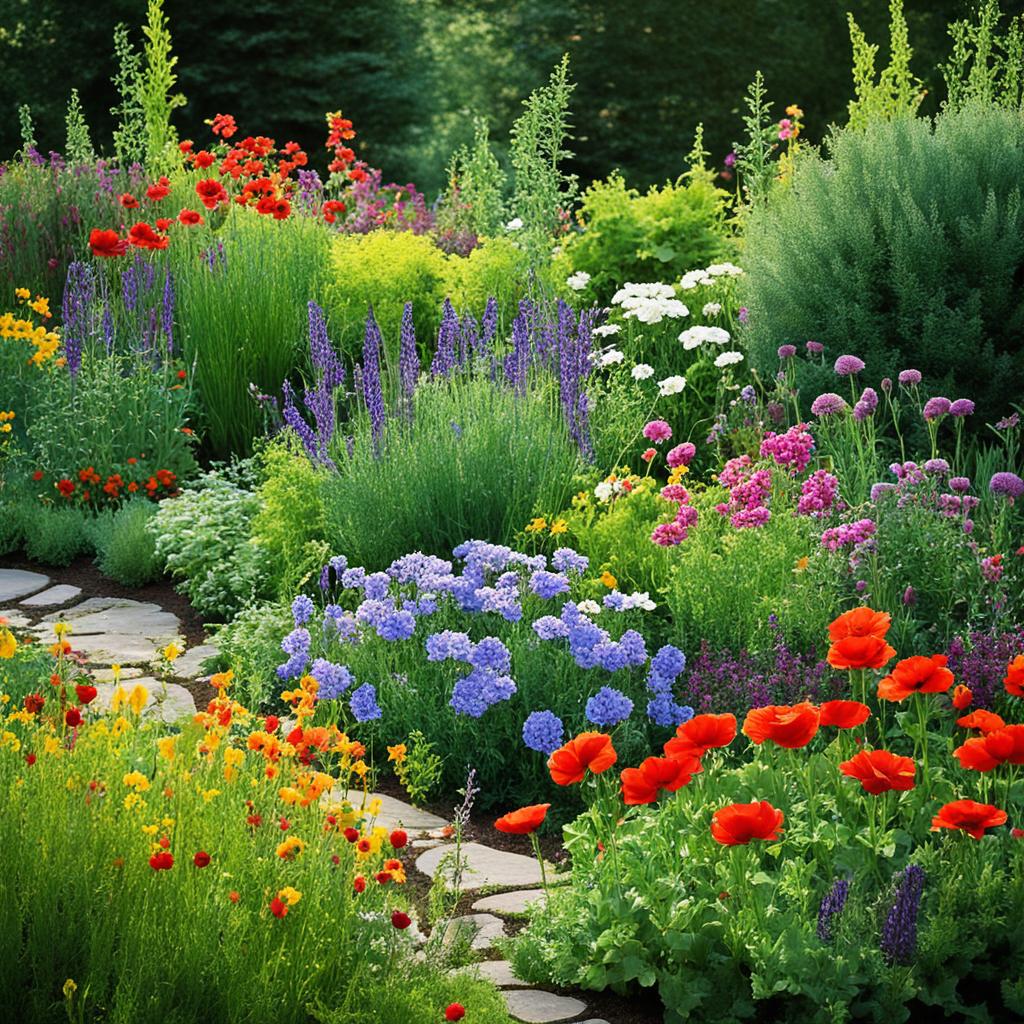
[471,889,548,914]
[34,597,180,638]
[0,569,49,603]
[20,584,82,607]
[441,913,507,951]
[503,989,588,1023]
[172,643,219,679]
[328,790,449,836]
[90,680,196,723]
[416,842,549,890]
[470,960,523,987]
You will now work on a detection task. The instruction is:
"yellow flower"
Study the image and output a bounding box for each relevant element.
[111,716,132,736]
[275,836,306,860]
[599,570,618,589]
[128,684,149,716]
[278,786,301,805]
[549,519,568,535]
[44,736,60,755]
[123,770,151,792]
[793,556,810,574]
[211,669,234,691]
[352,759,369,778]
[62,979,77,1000]
[0,629,16,660]
[29,296,51,318]
[278,886,302,906]
[142,824,158,836]
[123,792,145,811]
[201,788,221,803]
[53,622,71,638]
[111,663,121,682]
[525,516,547,534]
[387,743,407,764]
[157,736,177,761]
[367,798,383,818]
[162,642,182,662]
[14,288,29,301]
[111,686,127,713]
[2,731,21,752]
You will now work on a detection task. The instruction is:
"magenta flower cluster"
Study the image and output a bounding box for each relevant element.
[642,419,672,444]
[797,469,841,518]
[651,485,699,546]
[715,457,773,529]
[760,423,815,475]
[667,442,695,468]
[820,518,876,551]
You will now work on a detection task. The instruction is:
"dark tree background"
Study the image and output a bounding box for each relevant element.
[1,0,1020,195]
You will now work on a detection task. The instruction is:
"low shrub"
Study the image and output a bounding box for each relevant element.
[90,499,162,587]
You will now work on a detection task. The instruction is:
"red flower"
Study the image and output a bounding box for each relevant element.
[353,875,366,893]
[742,702,820,749]
[391,910,411,930]
[179,140,194,153]
[146,182,170,201]
[56,478,75,497]
[272,198,291,220]
[343,827,359,843]
[211,113,237,138]
[621,755,700,805]
[494,803,550,834]
[827,634,896,671]
[664,713,736,759]
[65,707,82,728]
[155,217,173,232]
[178,208,203,226]
[952,684,973,710]
[956,709,1005,733]
[193,850,211,868]
[194,150,215,169]
[954,726,1024,771]
[877,654,954,702]
[1013,828,1024,839]
[819,700,871,729]
[128,222,169,251]
[445,1005,466,1022]
[829,606,892,642]
[269,896,288,918]
[1006,655,1024,697]
[32,470,43,481]
[89,228,128,258]
[149,851,174,870]
[24,693,45,714]
[390,829,408,848]
[119,193,139,209]
[228,890,239,903]
[195,178,227,209]
[322,199,346,223]
[25,753,36,766]
[547,732,617,786]
[839,749,916,795]
[931,799,1007,839]
[265,715,279,732]
[74,684,97,705]
[710,800,784,846]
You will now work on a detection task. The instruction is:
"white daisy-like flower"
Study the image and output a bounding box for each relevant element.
[706,262,744,278]
[714,350,744,368]
[631,363,654,380]
[678,325,731,350]
[594,481,614,502]
[702,302,722,317]
[505,217,523,231]
[577,599,602,615]
[622,298,689,324]
[593,323,621,337]
[658,375,687,396]
[566,270,591,291]
[680,269,712,290]
[599,349,624,367]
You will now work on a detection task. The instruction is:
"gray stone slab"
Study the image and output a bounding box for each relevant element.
[34,597,179,639]
[91,679,196,723]
[416,842,549,890]
[172,643,219,679]
[0,610,32,629]
[504,990,588,1023]
[412,839,441,848]
[473,960,524,987]
[441,913,507,951]
[327,789,448,835]
[472,889,547,915]
[20,584,82,608]
[0,569,49,602]
[63,633,168,666]
[89,666,144,682]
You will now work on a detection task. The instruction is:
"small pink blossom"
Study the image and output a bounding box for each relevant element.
[642,419,672,444]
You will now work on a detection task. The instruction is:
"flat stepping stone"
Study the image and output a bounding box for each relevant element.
[473,960,524,987]
[20,584,82,608]
[472,889,547,915]
[412,839,441,848]
[91,679,196,723]
[327,790,448,836]
[89,666,144,682]
[0,610,32,629]
[441,913,507,951]
[64,633,172,666]
[0,569,49,602]
[172,643,219,679]
[416,842,549,890]
[504,990,588,1023]
[34,597,179,639]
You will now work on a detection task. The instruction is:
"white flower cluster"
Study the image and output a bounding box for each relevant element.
[679,261,744,290]
[505,217,523,231]
[566,270,591,291]
[608,590,658,611]
[714,350,744,368]
[658,375,687,396]
[592,323,621,337]
[597,349,624,367]
[702,301,722,317]
[577,599,602,615]
[594,478,630,502]
[679,325,731,350]
[611,282,689,325]
[631,363,654,380]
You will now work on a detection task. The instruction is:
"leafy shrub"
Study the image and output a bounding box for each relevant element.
[150,470,268,621]
[445,236,534,323]
[744,103,1024,425]
[90,499,162,587]
[210,599,293,709]
[22,505,90,566]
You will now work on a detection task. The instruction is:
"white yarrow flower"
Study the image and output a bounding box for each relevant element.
[706,262,744,278]
[505,217,523,231]
[592,323,621,337]
[631,363,654,380]
[714,350,744,368]
[577,599,602,615]
[566,270,591,291]
[599,349,624,367]
[593,481,614,502]
[678,325,731,350]
[702,302,722,317]
[658,375,687,396]
[680,269,712,290]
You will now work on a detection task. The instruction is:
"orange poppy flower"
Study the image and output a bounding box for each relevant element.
[839,749,916,795]
[1005,655,1024,698]
[742,702,820,749]
[89,228,128,258]
[620,754,701,805]
[663,713,736,760]
[710,800,784,846]
[951,684,972,710]
[547,732,617,786]
[494,803,551,835]
[877,654,954,702]
[954,725,1024,771]
[931,799,1007,839]
[827,634,896,671]
[828,607,891,641]
[956,709,1005,733]
[819,700,871,729]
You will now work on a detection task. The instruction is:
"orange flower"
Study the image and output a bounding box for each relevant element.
[819,700,871,729]
[620,755,701,805]
[547,732,617,786]
[953,725,1024,772]
[839,749,916,795]
[742,702,820,749]
[956,709,1005,733]
[710,800,784,846]
[931,799,1007,839]
[828,607,891,642]
[877,654,954,702]
[663,713,736,760]
[951,684,972,710]
[827,634,896,671]
[1005,654,1024,697]
[494,803,551,834]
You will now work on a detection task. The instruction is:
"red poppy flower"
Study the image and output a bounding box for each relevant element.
[322,199,346,223]
[119,193,139,209]
[211,112,237,138]
[74,683,97,705]
[829,606,892,641]
[391,910,411,930]
[89,228,128,258]
[1006,655,1024,697]
[390,829,408,848]
[128,222,169,251]
[255,195,276,216]
[710,800,784,846]
[445,1004,466,1022]
[179,140,193,154]
[664,713,737,759]
[194,150,215,169]
[742,702,820,749]
[353,875,366,893]
[495,803,551,834]
[177,208,203,226]
[839,749,916,794]
[952,684,973,710]
[193,850,211,868]
[32,470,44,481]
[269,896,288,918]
[272,198,291,220]
[265,715,279,732]
[621,755,700,805]
[155,217,173,232]
[65,707,82,728]
[931,799,1007,839]
[547,732,617,786]
[819,700,871,729]
[954,725,1024,771]
[956,709,1005,733]
[25,753,36,766]
[56,478,75,497]
[146,182,170,201]
[23,693,45,714]
[877,654,955,702]
[828,634,896,671]
[195,178,227,209]
[228,889,239,903]
[149,851,174,870]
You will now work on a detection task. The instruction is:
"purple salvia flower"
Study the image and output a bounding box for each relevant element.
[101,301,114,354]
[430,298,458,378]
[308,300,344,389]
[398,301,419,413]
[816,879,849,942]
[60,260,94,379]
[362,306,386,452]
[281,379,319,461]
[504,305,531,394]
[480,296,498,350]
[121,261,138,313]
[880,865,925,966]
[161,267,175,355]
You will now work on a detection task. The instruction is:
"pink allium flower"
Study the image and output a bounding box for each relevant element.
[667,442,696,468]
[642,419,672,444]
[805,340,824,354]
[834,354,865,376]
[777,344,797,359]
[923,397,951,421]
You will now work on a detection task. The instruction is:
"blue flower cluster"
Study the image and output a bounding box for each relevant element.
[428,632,516,718]
[276,627,311,681]
[533,600,648,673]
[522,709,565,754]
[585,686,634,727]
[349,682,382,722]
[291,594,314,626]
[646,644,693,727]
[529,570,571,600]
[311,658,353,699]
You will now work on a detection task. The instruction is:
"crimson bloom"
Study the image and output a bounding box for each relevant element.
[269,896,288,918]
[828,634,896,671]
[128,222,169,251]
[547,732,617,786]
[178,208,203,226]
[391,910,411,930]
[1006,655,1024,697]
[931,799,1007,839]
[193,850,211,868]
[710,800,784,846]
[74,683,97,705]
[621,755,700,805]
[65,707,82,728]
[89,228,128,258]
[953,725,1024,771]
[149,851,174,870]
[819,700,871,729]
[445,1004,466,1022]
[664,713,736,759]
[23,693,45,714]
[839,749,916,795]
[119,192,139,209]
[494,803,550,834]
[195,178,228,209]
[956,709,1006,733]
[389,829,408,849]
[742,702,820,749]
[146,180,170,201]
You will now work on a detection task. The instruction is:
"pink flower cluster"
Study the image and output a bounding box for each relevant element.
[642,420,672,444]
[981,554,1003,583]
[820,518,876,551]
[759,423,814,475]
[715,456,772,529]
[651,485,699,546]
[667,442,695,468]
[797,469,840,518]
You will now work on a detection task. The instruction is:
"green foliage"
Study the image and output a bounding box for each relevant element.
[139,0,186,170]
[90,499,162,587]
[444,116,507,237]
[111,21,146,168]
[149,470,268,621]
[445,237,533,319]
[733,72,778,210]
[392,730,444,805]
[210,599,292,708]
[63,88,94,164]
[847,0,923,131]
[16,104,35,155]
[943,0,1024,111]
[743,103,1024,427]
[510,54,577,265]
[22,505,90,566]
